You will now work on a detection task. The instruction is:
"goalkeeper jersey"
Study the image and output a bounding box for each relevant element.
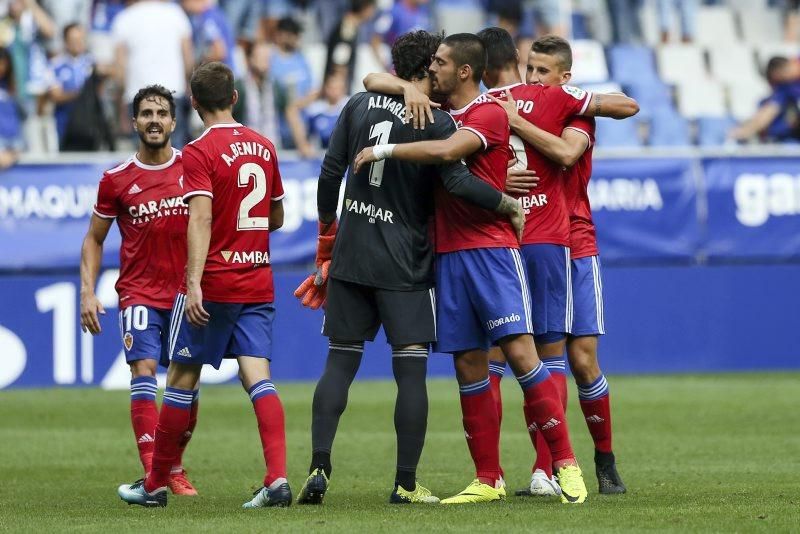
[317,91,502,291]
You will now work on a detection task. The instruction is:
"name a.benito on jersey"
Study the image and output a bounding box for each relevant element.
[221,141,273,167]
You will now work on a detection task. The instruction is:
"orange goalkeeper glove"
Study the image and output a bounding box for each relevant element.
[294,220,337,309]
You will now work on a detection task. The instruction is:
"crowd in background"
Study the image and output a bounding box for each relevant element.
[1,0,800,169]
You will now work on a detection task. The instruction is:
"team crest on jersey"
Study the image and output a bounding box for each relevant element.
[123,332,134,351]
[562,85,587,100]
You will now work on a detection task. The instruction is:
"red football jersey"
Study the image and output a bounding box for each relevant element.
[563,116,598,259]
[93,148,187,309]
[180,123,284,303]
[434,94,517,253]
[488,82,592,247]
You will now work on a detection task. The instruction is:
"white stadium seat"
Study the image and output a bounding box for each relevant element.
[727,80,771,122]
[676,81,727,119]
[434,4,485,34]
[739,8,784,44]
[569,40,609,85]
[352,43,390,94]
[694,6,738,47]
[303,42,328,87]
[580,81,623,95]
[657,44,706,85]
[708,44,760,87]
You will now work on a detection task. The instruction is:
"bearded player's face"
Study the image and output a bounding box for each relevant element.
[134,96,175,149]
[428,44,459,96]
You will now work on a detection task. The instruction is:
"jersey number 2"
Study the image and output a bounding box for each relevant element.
[368,120,392,187]
[237,162,269,230]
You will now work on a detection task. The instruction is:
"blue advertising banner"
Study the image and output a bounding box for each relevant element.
[3,155,800,271]
[703,157,800,260]
[2,265,798,390]
[589,157,700,262]
[0,159,327,270]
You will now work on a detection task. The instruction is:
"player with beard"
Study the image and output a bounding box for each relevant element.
[294,30,525,506]
[80,85,198,496]
[357,33,588,505]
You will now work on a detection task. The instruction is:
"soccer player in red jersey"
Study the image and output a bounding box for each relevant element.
[482,31,636,496]
[117,62,290,508]
[357,33,588,504]
[80,85,198,496]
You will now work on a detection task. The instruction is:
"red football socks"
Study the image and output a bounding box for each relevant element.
[130,399,158,473]
[249,381,288,487]
[459,378,502,485]
[145,389,194,493]
[580,394,613,453]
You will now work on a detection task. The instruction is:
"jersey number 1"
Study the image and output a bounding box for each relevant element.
[368,120,392,187]
[237,162,269,230]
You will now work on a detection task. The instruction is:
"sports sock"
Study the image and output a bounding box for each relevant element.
[392,347,429,491]
[488,360,505,425]
[130,376,158,473]
[459,377,502,485]
[249,380,287,487]
[145,387,194,493]
[310,341,363,478]
[578,374,613,453]
[172,390,199,474]
[541,355,568,408]
[517,362,575,467]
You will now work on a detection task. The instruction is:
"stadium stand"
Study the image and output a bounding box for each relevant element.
[1,0,797,153]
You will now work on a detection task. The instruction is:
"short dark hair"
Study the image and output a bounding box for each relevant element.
[190,61,235,112]
[766,56,789,84]
[391,30,443,81]
[442,33,486,83]
[63,22,81,41]
[532,35,573,71]
[276,17,302,35]
[132,84,176,117]
[476,27,517,72]
[350,0,376,14]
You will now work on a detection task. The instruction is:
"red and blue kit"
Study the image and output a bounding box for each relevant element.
[489,82,592,340]
[563,115,605,336]
[93,148,186,363]
[171,123,285,368]
[434,96,532,354]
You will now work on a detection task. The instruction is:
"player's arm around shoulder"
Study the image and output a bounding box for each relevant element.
[584,90,639,120]
[354,128,482,172]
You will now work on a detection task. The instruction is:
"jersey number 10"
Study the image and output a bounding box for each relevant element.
[368,120,392,187]
[237,162,269,230]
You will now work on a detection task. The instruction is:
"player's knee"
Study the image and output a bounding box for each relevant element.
[453,350,489,384]
[568,342,601,383]
[129,359,157,379]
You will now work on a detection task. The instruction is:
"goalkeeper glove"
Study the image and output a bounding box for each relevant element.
[294,220,337,310]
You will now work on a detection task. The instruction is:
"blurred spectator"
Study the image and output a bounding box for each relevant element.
[0,47,23,168]
[325,0,377,94]
[219,0,262,46]
[528,0,571,37]
[48,23,93,145]
[656,0,698,43]
[90,0,127,33]
[111,0,193,147]
[38,0,92,54]
[0,0,54,104]
[270,16,313,148]
[782,0,800,42]
[239,40,278,142]
[729,57,800,143]
[182,0,236,73]
[286,70,348,158]
[373,0,432,61]
[606,0,643,43]
[316,0,350,42]
[259,0,301,42]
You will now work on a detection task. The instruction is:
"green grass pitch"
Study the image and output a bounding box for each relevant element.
[1,373,798,532]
